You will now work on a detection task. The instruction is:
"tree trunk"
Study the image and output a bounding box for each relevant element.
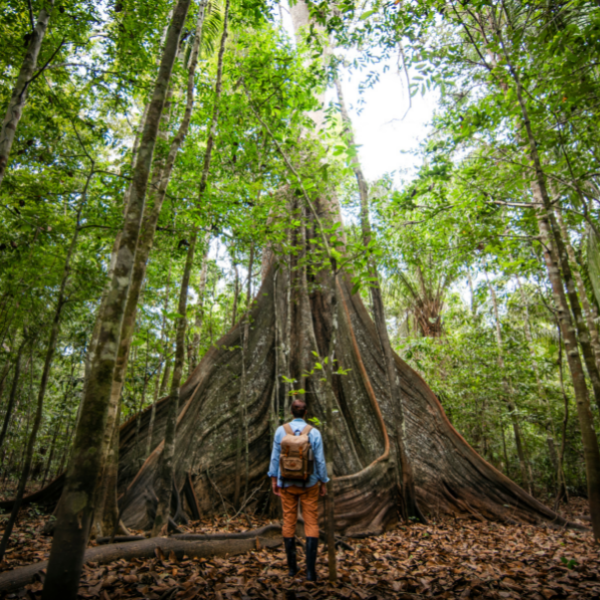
[113,257,580,536]
[233,245,254,508]
[146,261,173,458]
[42,2,194,598]
[0,3,53,188]
[516,277,565,496]
[93,1,209,536]
[0,338,26,450]
[153,0,229,535]
[188,241,210,375]
[323,279,339,582]
[0,360,11,406]
[41,416,61,488]
[556,209,600,373]
[485,274,532,494]
[231,264,240,329]
[555,321,570,508]
[536,205,600,540]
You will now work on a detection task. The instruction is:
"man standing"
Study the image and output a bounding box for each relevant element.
[268,399,329,581]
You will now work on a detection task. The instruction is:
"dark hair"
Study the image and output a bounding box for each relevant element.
[291,399,307,418]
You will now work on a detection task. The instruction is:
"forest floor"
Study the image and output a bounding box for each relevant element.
[0,498,598,599]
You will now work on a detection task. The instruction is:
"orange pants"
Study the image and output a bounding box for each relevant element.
[281,484,320,538]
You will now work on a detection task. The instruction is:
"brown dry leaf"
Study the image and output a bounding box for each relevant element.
[1,499,598,599]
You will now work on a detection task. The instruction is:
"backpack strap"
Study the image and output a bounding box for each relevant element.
[283,423,293,435]
[301,425,313,436]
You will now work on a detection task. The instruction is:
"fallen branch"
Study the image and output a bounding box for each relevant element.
[95,523,281,545]
[171,523,281,541]
[95,535,146,545]
[0,531,282,593]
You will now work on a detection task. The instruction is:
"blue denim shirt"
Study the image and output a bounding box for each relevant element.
[267,418,329,488]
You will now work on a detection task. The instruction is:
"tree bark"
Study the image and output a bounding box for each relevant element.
[93,0,209,536]
[41,2,194,598]
[146,261,173,458]
[153,0,229,534]
[324,281,339,582]
[111,263,582,537]
[555,320,570,508]
[536,206,600,540]
[41,416,61,488]
[234,245,254,508]
[188,241,210,375]
[0,3,53,188]
[0,360,11,407]
[231,264,240,328]
[556,208,600,373]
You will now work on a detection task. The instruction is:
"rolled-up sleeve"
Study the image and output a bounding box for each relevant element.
[267,427,283,479]
[310,430,329,483]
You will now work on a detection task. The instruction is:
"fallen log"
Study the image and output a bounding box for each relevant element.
[0,532,282,594]
[171,523,281,541]
[94,523,281,545]
[94,535,146,545]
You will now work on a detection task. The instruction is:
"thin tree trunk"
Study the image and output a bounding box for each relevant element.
[146,262,173,457]
[0,3,53,188]
[188,241,210,375]
[536,206,600,539]
[93,1,209,534]
[0,339,26,450]
[102,403,122,541]
[231,265,240,328]
[243,247,254,502]
[516,277,564,495]
[324,280,339,583]
[42,3,194,597]
[555,320,570,508]
[134,338,151,463]
[556,209,600,372]
[160,357,172,396]
[334,75,419,521]
[234,245,254,507]
[153,0,229,534]
[0,360,11,406]
[41,416,61,488]
[501,423,510,477]
[486,274,532,494]
[56,422,71,479]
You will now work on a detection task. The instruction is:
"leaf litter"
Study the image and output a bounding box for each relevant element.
[0,498,598,599]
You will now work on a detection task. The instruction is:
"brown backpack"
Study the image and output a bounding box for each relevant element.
[279,423,314,482]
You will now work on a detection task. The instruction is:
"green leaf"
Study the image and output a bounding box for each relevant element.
[360,8,376,20]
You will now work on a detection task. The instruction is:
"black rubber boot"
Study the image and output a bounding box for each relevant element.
[284,537,298,577]
[305,537,318,582]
